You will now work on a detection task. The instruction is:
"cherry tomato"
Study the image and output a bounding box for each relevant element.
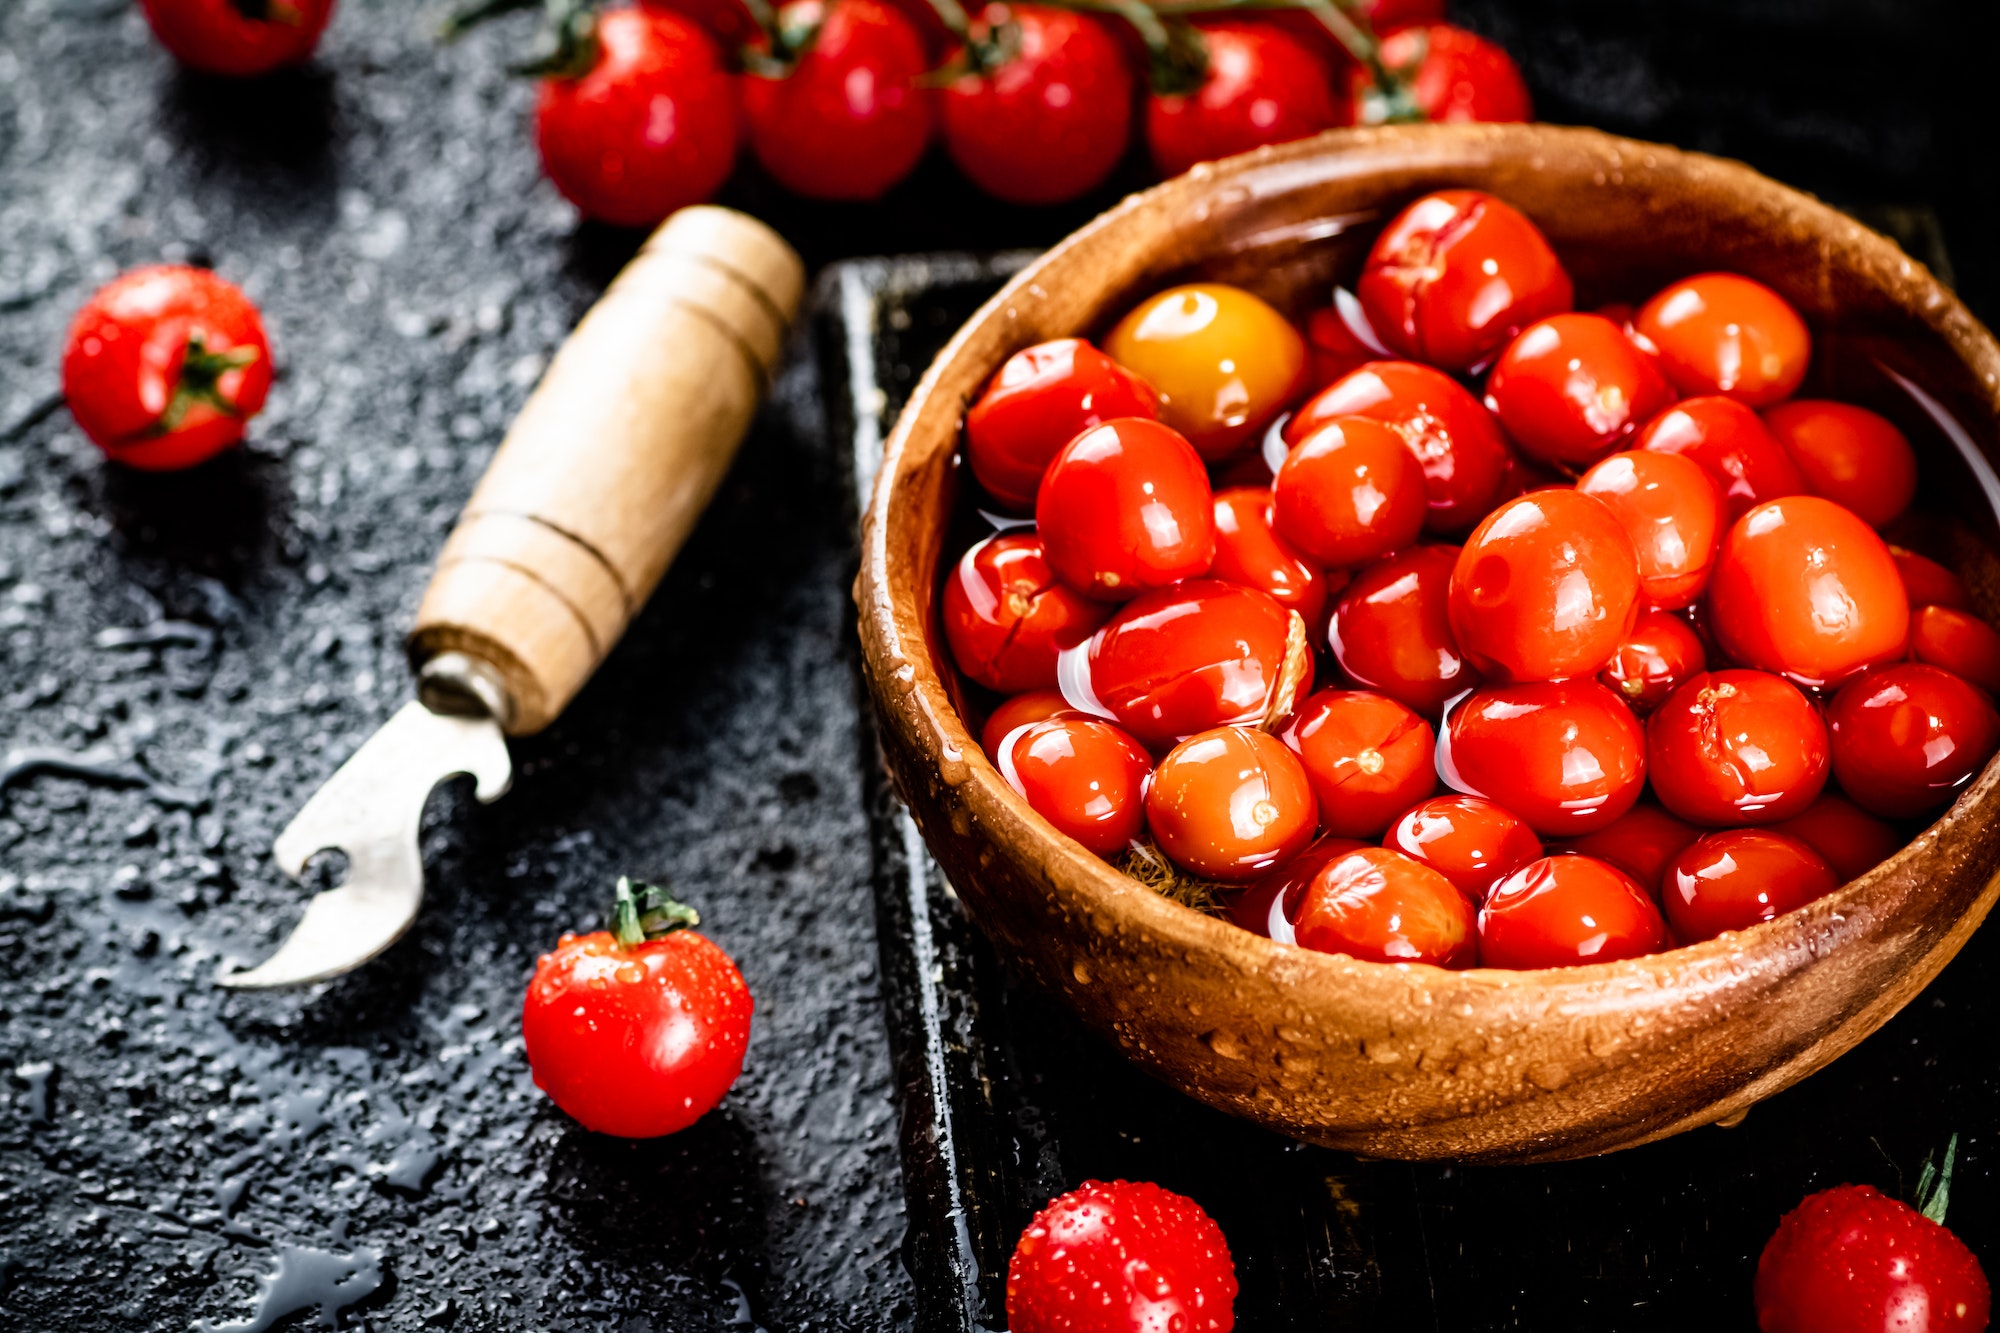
[1555,802,1699,897]
[1209,487,1328,623]
[1104,284,1308,462]
[981,689,1087,760]
[1146,725,1318,883]
[1304,306,1379,391]
[1891,545,1971,611]
[1477,854,1668,968]
[742,0,931,200]
[1762,400,1917,530]
[1662,829,1837,943]
[1439,680,1647,835]
[61,265,273,471]
[1707,495,1910,689]
[1574,450,1728,610]
[1447,489,1640,683]
[1911,604,2000,694]
[1008,1180,1238,1333]
[1598,608,1708,714]
[998,718,1153,856]
[139,0,335,74]
[964,339,1161,511]
[1484,314,1676,469]
[944,533,1111,693]
[1826,662,2000,818]
[1225,835,1367,939]
[1633,396,1807,520]
[1280,689,1436,839]
[1357,189,1574,372]
[1756,1184,1991,1333]
[1145,22,1344,180]
[1036,417,1215,600]
[1067,580,1305,749]
[1645,669,1829,825]
[1271,416,1429,568]
[1328,544,1475,716]
[1287,360,1511,533]
[1290,846,1476,966]
[1383,793,1542,903]
[1355,22,1531,125]
[1767,793,1901,883]
[1632,272,1810,407]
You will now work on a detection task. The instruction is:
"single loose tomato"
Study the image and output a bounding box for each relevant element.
[1447,489,1641,683]
[1355,22,1531,125]
[1304,306,1379,391]
[1036,417,1215,599]
[1762,400,1918,530]
[1633,396,1807,520]
[1145,22,1344,180]
[1357,189,1574,372]
[1707,496,1910,688]
[1756,1183,1990,1333]
[1008,1179,1238,1333]
[1891,545,1972,611]
[1646,669,1829,825]
[1477,854,1668,968]
[1104,284,1308,461]
[1574,449,1728,610]
[1225,835,1367,940]
[1287,361,1511,532]
[1598,608,1708,714]
[1911,604,2000,694]
[1383,793,1542,903]
[1632,273,1810,408]
[1484,313,1677,469]
[140,0,336,74]
[963,339,1160,511]
[1827,662,2000,818]
[1328,544,1475,716]
[1209,487,1328,623]
[943,533,1111,693]
[1662,829,1837,943]
[1271,416,1428,568]
[998,718,1152,856]
[1146,726,1318,883]
[1767,793,1902,882]
[62,265,273,471]
[1555,802,1699,897]
[1290,846,1476,966]
[981,689,1087,760]
[1281,689,1436,839]
[1439,680,1647,835]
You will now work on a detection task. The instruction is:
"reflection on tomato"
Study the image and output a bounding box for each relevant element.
[1484,313,1676,469]
[1383,793,1542,903]
[1477,854,1668,968]
[1210,486,1328,623]
[997,718,1153,856]
[1104,283,1307,460]
[1281,689,1437,839]
[1272,415,1429,568]
[1767,793,1902,882]
[1225,835,1367,940]
[1329,544,1474,716]
[943,533,1110,693]
[1145,725,1318,882]
[1662,829,1836,943]
[1555,802,1700,897]
[1361,22,1532,126]
[1826,662,2000,818]
[980,688,1087,760]
[1910,605,2000,694]
[1646,669,1829,825]
[1762,400,1917,530]
[963,339,1160,510]
[1597,608,1708,714]
[1632,272,1810,407]
[1574,449,1727,610]
[1291,846,1477,967]
[1634,396,1807,520]
[1439,679,1647,835]
[1036,417,1215,600]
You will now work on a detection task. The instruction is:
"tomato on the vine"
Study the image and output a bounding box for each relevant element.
[1477,854,1668,968]
[964,339,1160,511]
[1355,22,1531,126]
[943,533,1110,693]
[1008,1180,1238,1333]
[1104,284,1307,461]
[1146,725,1317,883]
[1632,272,1810,407]
[140,0,337,76]
[1145,22,1344,180]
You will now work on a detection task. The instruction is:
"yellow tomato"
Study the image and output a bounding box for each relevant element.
[1104,283,1307,461]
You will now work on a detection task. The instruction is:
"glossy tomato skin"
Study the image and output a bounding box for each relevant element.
[1036,418,1215,599]
[1911,605,2000,694]
[1383,793,1543,903]
[1440,680,1647,835]
[1555,802,1700,897]
[1646,669,1830,825]
[62,265,273,471]
[944,5,1132,205]
[944,533,1110,693]
[964,339,1160,511]
[997,718,1153,856]
[1707,495,1910,689]
[1633,272,1811,408]
[1226,835,1368,939]
[1210,487,1328,623]
[1892,545,1971,610]
[1304,306,1379,391]
[1355,22,1530,125]
[522,928,752,1138]
[1762,400,1917,530]
[742,0,931,200]
[1754,1184,1991,1333]
[981,689,1087,760]
[1574,450,1728,610]
[1288,361,1511,533]
[1484,313,1676,469]
[1447,489,1641,683]
[1329,544,1475,716]
[1477,854,1669,968]
[1007,1179,1238,1333]
[1598,608,1708,714]
[1767,793,1902,882]
[1272,416,1428,569]
[1663,829,1837,943]
[1634,396,1807,520]
[1281,689,1437,839]
[1291,846,1477,967]
[1104,284,1308,461]
[1827,662,2000,818]
[1357,189,1574,372]
[1145,22,1343,179]
[140,0,336,74]
[1146,726,1318,883]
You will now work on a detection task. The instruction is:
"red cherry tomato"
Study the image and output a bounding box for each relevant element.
[1707,495,1910,689]
[1826,662,2000,818]
[964,339,1161,511]
[1280,689,1437,839]
[1209,489,1325,624]
[1036,417,1215,600]
[1574,450,1727,610]
[981,689,1087,760]
[1303,306,1379,391]
[1598,608,1708,714]
[1447,489,1641,683]
[1104,284,1308,462]
[1225,835,1368,938]
[1355,22,1531,125]
[1069,580,1305,749]
[61,265,273,471]
[1555,802,1699,897]
[1477,854,1668,968]
[1007,1180,1238,1333]
[1484,314,1676,469]
[1756,1184,1991,1333]
[1357,189,1574,372]
[1271,416,1429,568]
[1633,396,1807,520]
[139,0,336,74]
[1911,605,2000,694]
[1383,793,1542,903]
[1146,725,1318,883]
[1632,272,1810,408]
[1762,400,1917,530]
[1145,22,1344,179]
[1287,361,1511,533]
[1662,829,1837,943]
[1645,669,1830,825]
[1290,846,1476,966]
[1440,680,1647,835]
[998,718,1153,856]
[944,5,1133,205]
[742,0,931,200]
[1328,544,1476,716]
[943,533,1111,693]
[1768,793,1902,883]
[1891,545,1971,610]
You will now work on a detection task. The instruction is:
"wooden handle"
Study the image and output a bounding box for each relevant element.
[408,206,804,734]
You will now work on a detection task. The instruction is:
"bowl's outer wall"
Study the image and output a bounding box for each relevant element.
[857,124,2000,1162]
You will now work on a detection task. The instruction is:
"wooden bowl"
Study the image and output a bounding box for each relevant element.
[855,122,2000,1163]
